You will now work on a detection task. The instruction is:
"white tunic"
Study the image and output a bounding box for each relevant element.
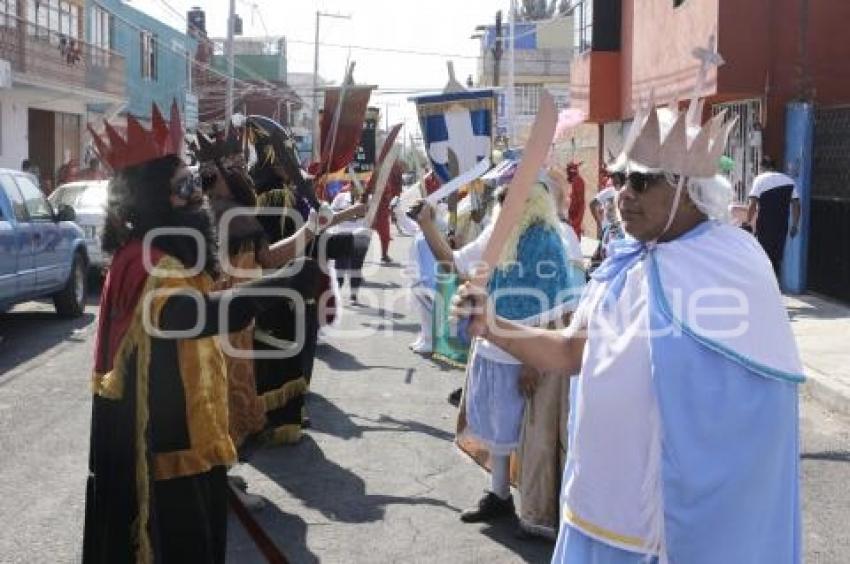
[562,257,662,555]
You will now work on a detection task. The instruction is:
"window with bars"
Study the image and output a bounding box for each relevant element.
[515,83,543,116]
[140,30,158,81]
[0,0,18,29]
[568,0,593,53]
[90,5,111,66]
[26,1,79,41]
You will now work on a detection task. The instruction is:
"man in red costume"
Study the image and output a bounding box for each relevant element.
[566,161,586,239]
[373,160,404,263]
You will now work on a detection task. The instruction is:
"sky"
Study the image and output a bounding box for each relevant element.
[135,0,512,134]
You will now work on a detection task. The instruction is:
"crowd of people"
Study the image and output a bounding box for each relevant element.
[81,105,392,562]
[79,59,806,562]
[401,94,804,562]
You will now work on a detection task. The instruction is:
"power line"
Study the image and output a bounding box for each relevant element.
[281,37,571,66]
[154,0,285,92]
[151,2,570,79]
[93,1,261,94]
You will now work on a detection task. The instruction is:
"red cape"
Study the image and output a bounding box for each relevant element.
[93,240,164,374]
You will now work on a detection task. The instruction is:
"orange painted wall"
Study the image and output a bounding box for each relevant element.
[718,0,850,161]
[574,0,850,162]
[569,50,621,123]
[589,52,621,122]
[623,0,721,117]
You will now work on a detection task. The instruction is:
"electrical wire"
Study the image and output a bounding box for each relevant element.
[154,0,285,92]
[157,1,570,65]
[91,1,259,93]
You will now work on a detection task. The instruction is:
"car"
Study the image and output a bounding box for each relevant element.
[49,180,110,271]
[0,170,89,317]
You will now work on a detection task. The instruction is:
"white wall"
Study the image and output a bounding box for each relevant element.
[0,87,87,171]
[0,90,29,171]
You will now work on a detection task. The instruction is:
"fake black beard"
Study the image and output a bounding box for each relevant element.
[153,205,220,277]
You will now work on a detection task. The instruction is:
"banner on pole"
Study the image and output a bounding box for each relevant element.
[409,89,497,183]
[351,106,380,174]
[318,85,375,174]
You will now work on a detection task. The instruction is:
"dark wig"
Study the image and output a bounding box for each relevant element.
[102,154,219,276]
[249,164,286,195]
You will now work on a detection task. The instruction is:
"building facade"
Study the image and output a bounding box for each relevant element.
[565,0,850,299]
[475,17,573,138]
[567,0,850,199]
[86,0,195,128]
[189,7,300,128]
[0,0,124,184]
[475,14,600,235]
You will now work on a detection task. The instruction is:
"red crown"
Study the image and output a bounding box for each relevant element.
[87,101,183,172]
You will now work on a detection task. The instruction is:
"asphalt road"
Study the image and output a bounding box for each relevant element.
[0,239,848,563]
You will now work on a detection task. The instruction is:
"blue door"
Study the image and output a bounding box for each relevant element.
[14,174,65,292]
[0,175,35,300]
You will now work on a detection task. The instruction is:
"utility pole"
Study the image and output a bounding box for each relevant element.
[225,0,236,123]
[312,11,320,159]
[493,10,503,87]
[507,0,516,144]
[312,11,351,159]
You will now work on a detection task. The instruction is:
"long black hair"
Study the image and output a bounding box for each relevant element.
[102,154,219,276]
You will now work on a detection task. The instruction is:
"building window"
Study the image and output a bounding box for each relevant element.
[141,30,158,81]
[58,2,79,39]
[568,0,593,53]
[90,5,111,66]
[0,0,18,29]
[515,83,543,116]
[27,0,79,41]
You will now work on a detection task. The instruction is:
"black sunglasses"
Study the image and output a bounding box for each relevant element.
[173,173,202,199]
[610,172,626,188]
[625,172,665,194]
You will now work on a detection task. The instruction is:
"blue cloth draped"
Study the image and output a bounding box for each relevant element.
[647,251,801,563]
[554,221,802,563]
[489,223,581,321]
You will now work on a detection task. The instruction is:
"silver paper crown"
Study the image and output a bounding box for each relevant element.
[610,104,737,178]
[609,33,738,178]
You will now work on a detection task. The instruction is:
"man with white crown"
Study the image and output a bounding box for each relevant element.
[452,43,804,562]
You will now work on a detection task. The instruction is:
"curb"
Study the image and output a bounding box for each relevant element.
[802,365,850,417]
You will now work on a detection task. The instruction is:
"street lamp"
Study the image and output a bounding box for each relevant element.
[312,11,351,159]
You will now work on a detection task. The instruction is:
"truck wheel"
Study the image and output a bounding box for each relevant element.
[53,252,88,318]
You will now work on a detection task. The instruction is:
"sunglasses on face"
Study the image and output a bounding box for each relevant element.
[173,173,202,200]
[610,172,626,188]
[625,172,665,194]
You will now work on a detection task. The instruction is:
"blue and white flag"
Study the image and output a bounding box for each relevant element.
[409,89,496,183]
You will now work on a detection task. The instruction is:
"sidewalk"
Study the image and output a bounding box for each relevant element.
[786,294,850,416]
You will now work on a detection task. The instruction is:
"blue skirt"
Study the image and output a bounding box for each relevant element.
[552,525,659,564]
[465,353,524,455]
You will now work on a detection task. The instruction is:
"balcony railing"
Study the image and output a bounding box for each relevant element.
[478,48,572,83]
[0,15,125,98]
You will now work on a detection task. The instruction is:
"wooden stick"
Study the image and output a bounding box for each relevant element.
[227,482,290,564]
[472,90,557,289]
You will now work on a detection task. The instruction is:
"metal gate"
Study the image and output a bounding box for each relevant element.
[712,99,762,202]
[809,105,850,303]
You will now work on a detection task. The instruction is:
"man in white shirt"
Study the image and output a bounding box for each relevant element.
[745,155,801,277]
